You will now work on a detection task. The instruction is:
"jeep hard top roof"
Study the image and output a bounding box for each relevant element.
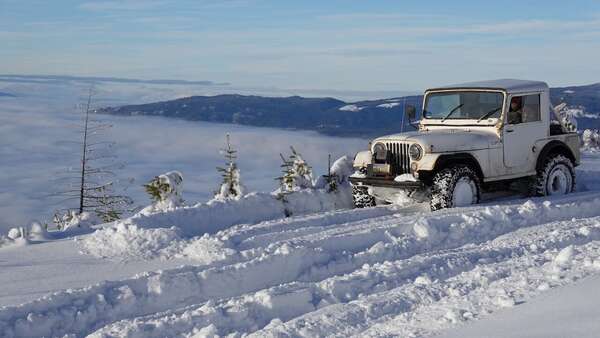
[426,79,549,94]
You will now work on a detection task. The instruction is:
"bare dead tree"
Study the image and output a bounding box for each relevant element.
[54,87,133,224]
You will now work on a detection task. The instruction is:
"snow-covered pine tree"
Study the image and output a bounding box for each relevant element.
[214,134,244,200]
[274,147,315,217]
[275,153,295,217]
[276,153,296,193]
[289,146,314,189]
[276,146,314,193]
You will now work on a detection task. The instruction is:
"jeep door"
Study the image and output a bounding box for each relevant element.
[503,93,545,170]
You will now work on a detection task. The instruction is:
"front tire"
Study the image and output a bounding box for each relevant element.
[430,165,481,211]
[530,154,575,196]
[352,184,376,208]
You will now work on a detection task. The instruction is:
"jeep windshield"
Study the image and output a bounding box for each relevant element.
[423,91,504,121]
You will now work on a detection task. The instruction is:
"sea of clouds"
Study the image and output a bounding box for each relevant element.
[0,80,367,232]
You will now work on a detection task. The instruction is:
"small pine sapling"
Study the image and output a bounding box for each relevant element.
[276,146,314,193]
[275,153,295,217]
[289,146,314,189]
[214,134,244,200]
[277,153,296,193]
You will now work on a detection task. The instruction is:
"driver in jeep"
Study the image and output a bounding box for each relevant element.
[508,96,537,124]
[508,96,523,124]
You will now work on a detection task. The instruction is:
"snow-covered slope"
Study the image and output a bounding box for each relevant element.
[2,155,600,337]
[438,274,600,338]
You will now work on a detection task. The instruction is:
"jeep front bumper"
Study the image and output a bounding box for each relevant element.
[349,176,424,189]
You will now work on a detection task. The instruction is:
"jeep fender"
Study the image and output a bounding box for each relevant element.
[430,153,485,181]
[535,140,577,171]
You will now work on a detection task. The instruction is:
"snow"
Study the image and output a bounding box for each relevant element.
[439,275,600,338]
[4,187,600,337]
[329,155,354,179]
[376,102,400,108]
[394,173,417,182]
[78,223,182,260]
[78,187,354,260]
[0,237,195,308]
[553,245,574,266]
[339,104,363,112]
[568,107,599,119]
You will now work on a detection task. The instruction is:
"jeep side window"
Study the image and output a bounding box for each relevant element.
[522,94,541,122]
[507,94,540,125]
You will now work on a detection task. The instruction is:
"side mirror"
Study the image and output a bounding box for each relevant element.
[406,105,417,120]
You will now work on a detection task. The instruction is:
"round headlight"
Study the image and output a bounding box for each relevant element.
[373,143,387,161]
[409,143,423,161]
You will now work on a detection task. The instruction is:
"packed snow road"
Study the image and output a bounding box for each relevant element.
[3,188,600,337]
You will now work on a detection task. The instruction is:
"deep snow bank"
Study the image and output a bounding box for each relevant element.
[79,187,353,260]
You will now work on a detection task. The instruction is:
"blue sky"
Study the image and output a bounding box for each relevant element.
[1,0,600,92]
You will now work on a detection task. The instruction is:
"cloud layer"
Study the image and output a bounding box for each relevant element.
[0,81,366,232]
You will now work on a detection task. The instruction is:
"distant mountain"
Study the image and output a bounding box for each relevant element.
[96,84,600,137]
[97,94,423,137]
[0,91,15,97]
[550,83,600,130]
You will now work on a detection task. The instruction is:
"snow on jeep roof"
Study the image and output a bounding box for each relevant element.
[428,79,548,93]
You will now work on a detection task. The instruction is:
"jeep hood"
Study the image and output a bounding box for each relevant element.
[374,129,500,152]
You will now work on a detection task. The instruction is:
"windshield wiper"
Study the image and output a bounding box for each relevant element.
[440,103,464,122]
[477,106,502,122]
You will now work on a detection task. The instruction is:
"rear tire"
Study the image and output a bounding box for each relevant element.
[530,154,575,196]
[352,185,376,208]
[430,165,481,211]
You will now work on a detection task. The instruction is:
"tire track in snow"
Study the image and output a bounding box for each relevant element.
[5,194,600,337]
[254,218,600,337]
[91,213,600,337]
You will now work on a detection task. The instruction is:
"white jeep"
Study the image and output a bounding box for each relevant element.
[350,79,580,210]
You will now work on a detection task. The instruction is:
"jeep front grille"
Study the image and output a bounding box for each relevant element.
[385,142,411,175]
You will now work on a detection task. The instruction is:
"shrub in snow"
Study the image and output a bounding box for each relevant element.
[142,171,184,213]
[582,129,600,151]
[214,134,244,201]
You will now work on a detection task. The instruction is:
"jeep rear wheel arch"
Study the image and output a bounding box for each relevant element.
[535,140,576,172]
